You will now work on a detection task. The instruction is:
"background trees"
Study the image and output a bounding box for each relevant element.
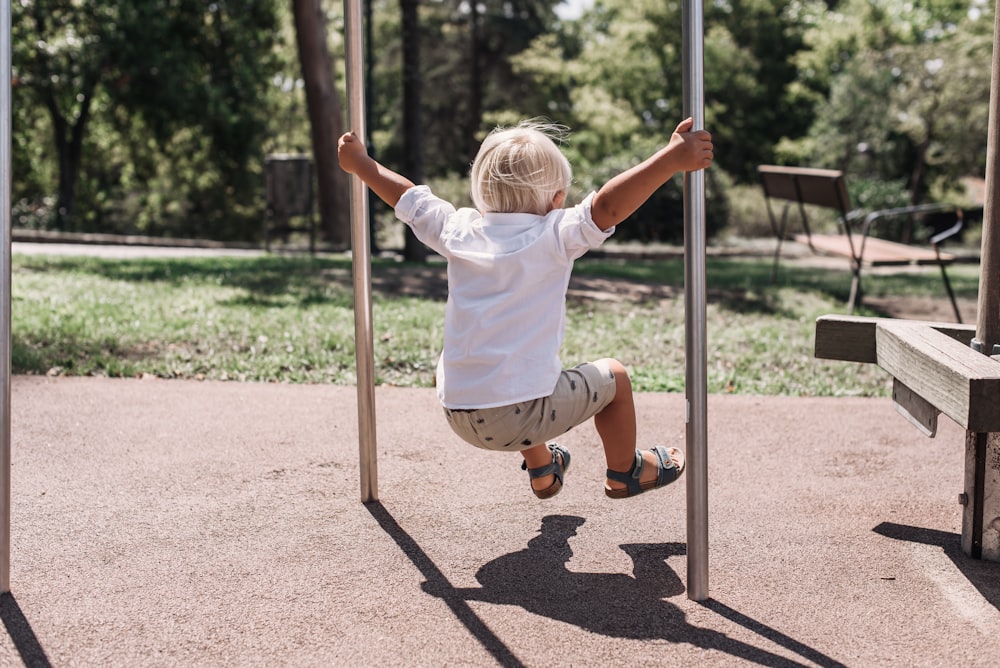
[7,0,994,245]
[293,0,350,247]
[778,0,992,209]
[11,0,282,239]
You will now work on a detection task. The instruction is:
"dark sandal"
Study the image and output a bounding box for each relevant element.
[521,443,571,500]
[605,446,685,499]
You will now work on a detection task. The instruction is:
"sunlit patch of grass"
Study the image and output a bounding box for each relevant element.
[12,252,974,396]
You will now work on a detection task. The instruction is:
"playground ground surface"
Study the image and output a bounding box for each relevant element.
[2,378,998,667]
[0,238,997,666]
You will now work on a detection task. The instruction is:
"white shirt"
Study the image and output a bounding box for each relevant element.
[394,185,615,409]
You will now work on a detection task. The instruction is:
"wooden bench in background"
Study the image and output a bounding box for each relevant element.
[758,165,969,321]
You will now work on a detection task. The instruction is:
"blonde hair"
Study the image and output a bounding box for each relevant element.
[470,120,572,214]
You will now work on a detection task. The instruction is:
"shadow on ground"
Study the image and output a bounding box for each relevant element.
[874,522,1000,611]
[1,594,52,668]
[370,503,846,667]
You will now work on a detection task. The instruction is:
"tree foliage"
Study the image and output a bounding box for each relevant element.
[778,0,991,209]
[12,0,281,238]
[7,0,994,244]
[366,0,564,178]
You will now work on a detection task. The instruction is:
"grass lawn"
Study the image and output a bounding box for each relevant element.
[10,252,981,397]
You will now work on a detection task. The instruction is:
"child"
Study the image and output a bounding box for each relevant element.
[338,118,713,499]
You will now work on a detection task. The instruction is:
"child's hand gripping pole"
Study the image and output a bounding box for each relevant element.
[337,132,416,208]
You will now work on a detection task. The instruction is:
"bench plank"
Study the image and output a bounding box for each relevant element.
[876,321,1000,432]
[759,166,849,210]
[815,315,974,364]
[814,315,879,363]
[814,315,1000,431]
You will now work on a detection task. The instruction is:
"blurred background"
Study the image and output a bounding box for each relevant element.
[6,0,993,254]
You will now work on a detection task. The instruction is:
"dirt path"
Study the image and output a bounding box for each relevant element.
[865,294,977,323]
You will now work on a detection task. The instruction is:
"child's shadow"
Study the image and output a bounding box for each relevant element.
[424,515,837,667]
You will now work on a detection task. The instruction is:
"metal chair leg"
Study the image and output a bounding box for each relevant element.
[847,268,861,315]
[935,245,962,323]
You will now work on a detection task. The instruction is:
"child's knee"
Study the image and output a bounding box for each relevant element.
[595,358,631,395]
[602,358,630,382]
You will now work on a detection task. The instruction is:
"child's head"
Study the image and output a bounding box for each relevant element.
[470,120,572,215]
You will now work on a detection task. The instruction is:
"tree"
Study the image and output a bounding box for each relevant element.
[708,0,813,180]
[12,1,113,228]
[366,0,563,178]
[12,0,282,236]
[506,0,810,181]
[782,0,991,209]
[399,0,427,260]
[293,0,351,247]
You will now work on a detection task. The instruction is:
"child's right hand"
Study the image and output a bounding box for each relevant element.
[667,117,714,172]
[338,132,370,175]
[335,132,417,207]
[590,117,715,230]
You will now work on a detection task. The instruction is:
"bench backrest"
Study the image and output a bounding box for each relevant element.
[758,165,852,217]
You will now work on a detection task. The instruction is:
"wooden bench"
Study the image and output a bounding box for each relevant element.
[815,313,1000,560]
[758,165,966,321]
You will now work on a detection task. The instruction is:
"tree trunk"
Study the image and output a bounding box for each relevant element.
[292,0,350,248]
[400,0,427,261]
[467,0,482,163]
[44,83,94,232]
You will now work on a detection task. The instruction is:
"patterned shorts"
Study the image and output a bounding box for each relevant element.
[443,359,618,452]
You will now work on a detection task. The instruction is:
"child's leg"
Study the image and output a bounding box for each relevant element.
[595,358,683,492]
[445,402,568,495]
[522,443,565,493]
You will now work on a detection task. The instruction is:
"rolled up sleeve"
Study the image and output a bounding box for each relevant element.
[395,186,455,255]
[556,192,615,260]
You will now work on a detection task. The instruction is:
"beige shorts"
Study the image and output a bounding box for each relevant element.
[443,360,618,452]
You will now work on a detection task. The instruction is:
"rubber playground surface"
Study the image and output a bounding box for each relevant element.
[2,376,998,667]
[2,239,997,666]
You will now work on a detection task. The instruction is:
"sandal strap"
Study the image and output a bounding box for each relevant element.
[651,445,680,485]
[524,461,559,479]
[605,449,644,495]
[521,443,569,484]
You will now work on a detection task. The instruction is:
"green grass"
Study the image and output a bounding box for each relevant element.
[11,252,981,397]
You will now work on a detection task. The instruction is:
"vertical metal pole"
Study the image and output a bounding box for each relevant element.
[975,1,1000,354]
[682,0,709,601]
[0,0,13,592]
[344,0,378,502]
[963,0,1000,561]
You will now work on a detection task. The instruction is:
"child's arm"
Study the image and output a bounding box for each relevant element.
[337,132,416,208]
[590,118,713,231]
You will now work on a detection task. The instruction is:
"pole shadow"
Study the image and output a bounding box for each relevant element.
[364,501,525,667]
[873,522,1000,610]
[423,514,844,668]
[0,593,52,668]
[699,599,846,668]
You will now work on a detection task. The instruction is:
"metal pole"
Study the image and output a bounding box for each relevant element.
[975,2,1000,353]
[344,0,378,502]
[962,0,1000,561]
[682,0,709,601]
[0,0,13,592]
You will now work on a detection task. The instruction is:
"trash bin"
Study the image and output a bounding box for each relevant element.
[264,154,315,253]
